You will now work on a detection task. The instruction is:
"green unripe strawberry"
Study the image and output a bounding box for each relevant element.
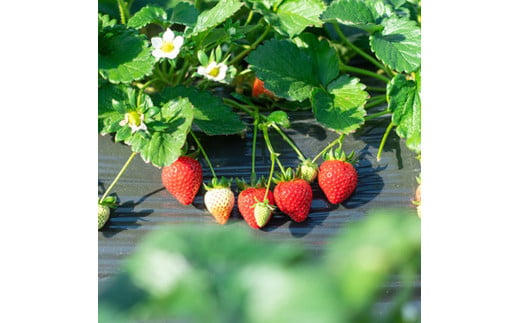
[298,159,319,183]
[253,201,276,228]
[98,204,110,230]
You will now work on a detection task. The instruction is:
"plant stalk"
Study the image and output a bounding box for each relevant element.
[100,151,137,202]
[377,122,395,161]
[190,131,217,178]
[229,24,271,66]
[339,62,390,83]
[312,134,345,163]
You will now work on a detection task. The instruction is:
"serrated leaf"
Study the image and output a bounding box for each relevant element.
[191,0,243,35]
[388,73,421,152]
[99,25,155,83]
[321,0,377,28]
[98,13,117,29]
[267,111,290,128]
[265,0,325,38]
[158,86,245,135]
[370,16,421,73]
[127,5,170,29]
[311,75,368,134]
[98,83,126,133]
[247,34,339,101]
[295,33,339,87]
[171,2,199,27]
[139,98,194,167]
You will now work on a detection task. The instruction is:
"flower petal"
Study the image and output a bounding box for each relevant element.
[163,28,174,42]
[151,37,162,49]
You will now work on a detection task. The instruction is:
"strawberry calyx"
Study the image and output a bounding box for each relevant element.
[98,194,118,209]
[204,176,232,191]
[273,167,298,184]
[324,147,358,164]
[236,176,268,191]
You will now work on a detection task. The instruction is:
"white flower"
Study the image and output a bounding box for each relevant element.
[197,61,228,82]
[151,28,184,59]
[119,111,147,133]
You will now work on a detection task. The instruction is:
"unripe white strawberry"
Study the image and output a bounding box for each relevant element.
[253,201,276,228]
[204,177,235,224]
[98,204,110,230]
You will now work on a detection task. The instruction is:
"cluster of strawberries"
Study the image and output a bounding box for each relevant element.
[161,151,358,228]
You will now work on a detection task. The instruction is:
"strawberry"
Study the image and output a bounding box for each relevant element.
[273,169,313,222]
[98,204,110,230]
[318,149,358,204]
[252,77,275,99]
[203,177,235,224]
[162,156,203,205]
[297,159,319,183]
[237,178,275,229]
[253,201,276,228]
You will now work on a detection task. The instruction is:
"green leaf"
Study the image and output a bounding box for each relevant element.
[387,73,421,152]
[139,98,194,167]
[98,13,117,29]
[267,111,290,128]
[191,0,243,36]
[170,1,199,27]
[311,75,368,134]
[369,16,421,73]
[127,5,170,29]
[294,33,339,87]
[158,86,245,135]
[98,82,126,134]
[321,0,377,29]
[264,0,325,38]
[247,33,338,101]
[98,25,155,83]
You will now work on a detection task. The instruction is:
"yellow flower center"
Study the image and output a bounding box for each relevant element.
[208,66,220,77]
[160,41,175,53]
[127,111,142,126]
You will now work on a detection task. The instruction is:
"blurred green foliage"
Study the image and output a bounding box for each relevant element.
[99,209,420,322]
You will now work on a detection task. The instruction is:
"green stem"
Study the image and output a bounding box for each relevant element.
[116,0,127,24]
[263,150,276,201]
[333,22,391,75]
[377,122,395,161]
[100,151,137,202]
[244,9,254,26]
[136,79,158,107]
[364,109,391,121]
[365,97,387,110]
[173,59,190,86]
[222,98,256,116]
[271,124,306,161]
[339,62,390,83]
[311,134,345,163]
[190,131,217,178]
[229,24,271,66]
[366,86,387,93]
[262,126,284,174]
[251,107,259,183]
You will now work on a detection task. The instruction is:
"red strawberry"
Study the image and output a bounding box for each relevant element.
[204,177,235,224]
[318,150,358,204]
[238,186,275,229]
[162,156,203,205]
[273,169,313,222]
[252,78,275,99]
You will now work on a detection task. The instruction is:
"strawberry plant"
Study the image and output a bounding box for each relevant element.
[98,0,421,225]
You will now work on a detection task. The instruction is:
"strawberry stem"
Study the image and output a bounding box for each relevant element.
[190,131,217,178]
[100,151,137,203]
[311,134,345,164]
[377,122,395,162]
[251,107,259,184]
[262,126,284,174]
[270,123,306,161]
[229,23,271,66]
